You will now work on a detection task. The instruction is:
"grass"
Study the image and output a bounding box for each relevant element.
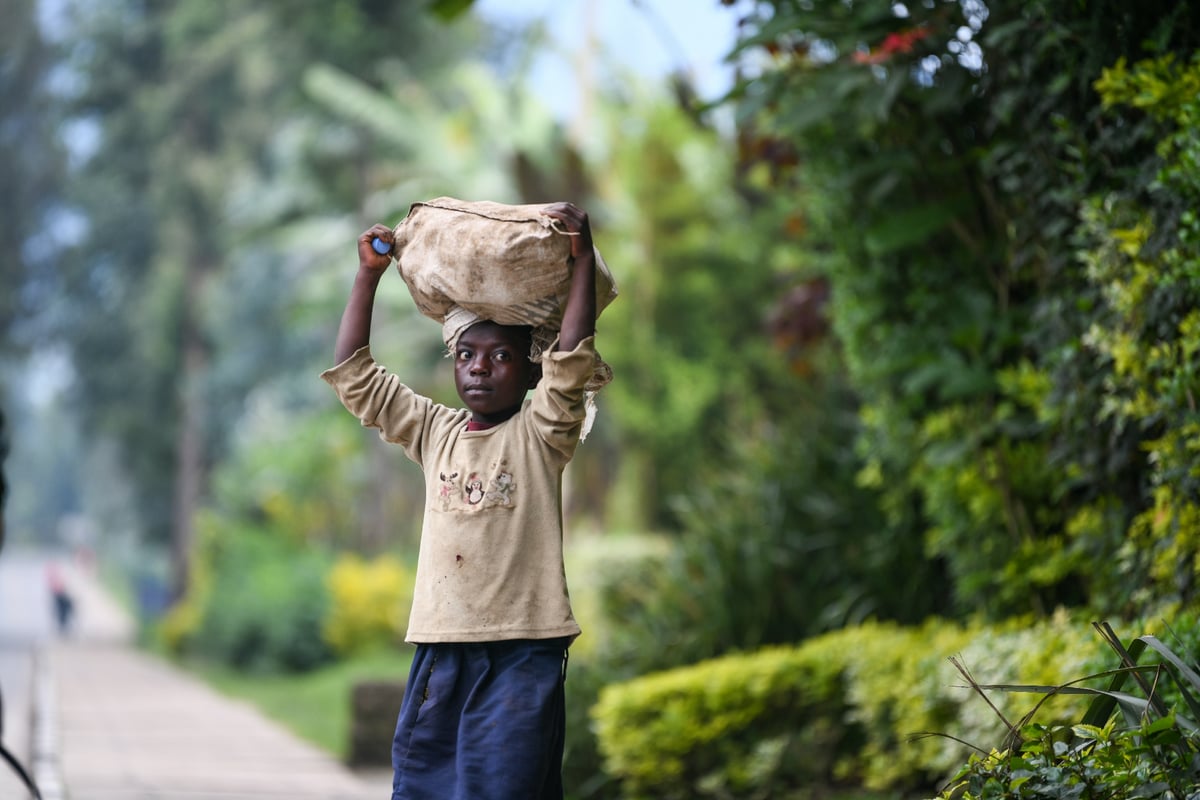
[183,646,413,759]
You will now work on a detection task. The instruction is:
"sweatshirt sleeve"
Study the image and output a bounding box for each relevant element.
[320,346,435,458]
[528,336,597,460]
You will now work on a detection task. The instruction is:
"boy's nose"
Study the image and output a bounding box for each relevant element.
[470,357,489,374]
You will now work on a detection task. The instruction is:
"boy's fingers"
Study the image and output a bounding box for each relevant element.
[360,225,395,249]
[542,205,587,233]
[358,224,395,269]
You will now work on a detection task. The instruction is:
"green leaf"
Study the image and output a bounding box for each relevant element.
[427,0,474,22]
[1140,713,1178,736]
[1070,723,1107,741]
[1080,629,1149,727]
[863,203,956,255]
[1139,635,1200,692]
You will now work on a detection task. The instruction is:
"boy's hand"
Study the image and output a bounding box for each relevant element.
[334,224,392,363]
[541,202,593,262]
[358,224,395,273]
[544,202,597,352]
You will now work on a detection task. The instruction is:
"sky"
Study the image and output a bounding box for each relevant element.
[472,0,742,118]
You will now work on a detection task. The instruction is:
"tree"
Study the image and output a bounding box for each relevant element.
[0,0,71,550]
[0,0,65,339]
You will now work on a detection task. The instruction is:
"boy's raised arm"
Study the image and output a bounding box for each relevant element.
[542,202,596,353]
[333,224,395,365]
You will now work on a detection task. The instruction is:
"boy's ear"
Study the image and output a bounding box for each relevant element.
[528,364,543,389]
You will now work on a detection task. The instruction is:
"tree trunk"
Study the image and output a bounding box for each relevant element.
[170,256,210,600]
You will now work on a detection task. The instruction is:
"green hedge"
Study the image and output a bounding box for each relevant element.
[592,644,850,799]
[592,615,1118,798]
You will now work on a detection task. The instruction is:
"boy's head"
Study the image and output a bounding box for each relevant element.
[453,320,540,424]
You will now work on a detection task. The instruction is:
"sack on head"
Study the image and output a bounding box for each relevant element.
[391,197,618,340]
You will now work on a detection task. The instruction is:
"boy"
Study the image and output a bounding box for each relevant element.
[322,202,598,799]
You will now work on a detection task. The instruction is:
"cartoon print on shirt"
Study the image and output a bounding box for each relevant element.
[464,473,485,505]
[438,471,459,511]
[435,464,519,512]
[486,471,516,506]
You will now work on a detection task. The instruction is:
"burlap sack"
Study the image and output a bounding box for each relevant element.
[391,197,618,340]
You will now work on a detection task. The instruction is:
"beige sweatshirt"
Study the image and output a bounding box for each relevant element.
[320,337,596,643]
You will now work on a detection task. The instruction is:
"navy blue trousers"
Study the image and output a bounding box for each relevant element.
[391,638,570,800]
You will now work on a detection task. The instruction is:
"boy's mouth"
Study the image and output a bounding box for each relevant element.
[463,384,491,394]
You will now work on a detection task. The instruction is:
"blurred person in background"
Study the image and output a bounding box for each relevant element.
[47,561,74,635]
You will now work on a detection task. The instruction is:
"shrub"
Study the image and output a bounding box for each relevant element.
[322,553,413,656]
[162,516,335,672]
[592,396,937,681]
[934,616,1200,798]
[825,622,979,790]
[593,644,850,799]
[194,543,333,671]
[592,616,1124,797]
[940,719,1200,800]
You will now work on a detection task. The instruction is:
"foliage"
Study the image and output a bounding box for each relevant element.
[584,86,943,658]
[729,0,1200,618]
[161,400,419,667]
[323,553,413,656]
[163,426,423,670]
[0,0,65,344]
[163,516,334,672]
[1063,52,1200,611]
[593,644,849,799]
[206,403,426,554]
[592,616,1115,798]
[591,384,943,677]
[935,616,1200,798]
[160,385,427,670]
[0,0,74,551]
[939,720,1200,800]
[592,95,789,530]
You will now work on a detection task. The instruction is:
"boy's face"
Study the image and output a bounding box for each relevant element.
[453,321,539,424]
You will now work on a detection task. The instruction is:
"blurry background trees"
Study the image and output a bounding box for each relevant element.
[46,0,479,598]
[0,0,70,551]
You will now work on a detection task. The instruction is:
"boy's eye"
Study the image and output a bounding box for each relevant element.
[456,350,471,361]
[494,351,511,362]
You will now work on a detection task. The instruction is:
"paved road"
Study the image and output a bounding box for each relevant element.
[0,548,393,800]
